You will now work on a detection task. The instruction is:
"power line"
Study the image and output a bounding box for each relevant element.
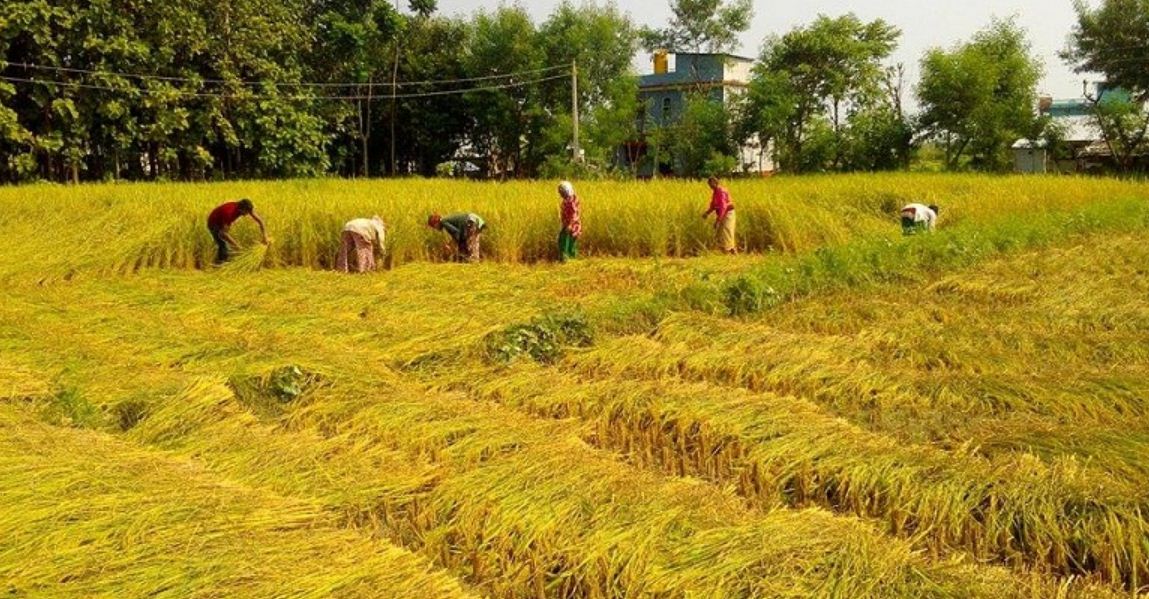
[0,72,570,101]
[2,61,571,89]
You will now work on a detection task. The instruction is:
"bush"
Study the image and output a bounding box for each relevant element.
[484,313,594,365]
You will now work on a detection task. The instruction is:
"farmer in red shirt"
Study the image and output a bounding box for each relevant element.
[206,199,267,264]
[557,180,581,262]
[701,177,736,254]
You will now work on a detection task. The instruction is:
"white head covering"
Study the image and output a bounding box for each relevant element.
[558,181,575,199]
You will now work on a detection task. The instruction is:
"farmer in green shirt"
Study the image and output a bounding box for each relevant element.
[428,212,487,262]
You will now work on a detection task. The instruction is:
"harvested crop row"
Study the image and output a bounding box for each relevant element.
[127,378,440,538]
[585,312,1149,439]
[0,406,474,598]
[623,233,1149,448]
[438,362,1147,590]
[22,339,1057,599]
[277,377,1098,598]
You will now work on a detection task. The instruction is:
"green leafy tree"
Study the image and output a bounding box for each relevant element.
[391,14,471,176]
[308,0,401,176]
[640,0,753,53]
[1090,96,1149,171]
[1063,0,1149,98]
[408,0,437,19]
[917,18,1043,171]
[741,14,900,172]
[1,0,332,182]
[1063,0,1149,172]
[464,6,544,178]
[667,92,736,177]
[536,1,640,174]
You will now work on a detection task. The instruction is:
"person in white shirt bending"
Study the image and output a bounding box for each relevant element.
[900,203,938,235]
[336,216,386,273]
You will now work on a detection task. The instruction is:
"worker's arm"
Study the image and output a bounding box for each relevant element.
[249,211,269,244]
[440,220,461,241]
[220,227,241,249]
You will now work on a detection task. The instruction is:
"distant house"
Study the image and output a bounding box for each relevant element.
[1013,83,1139,173]
[624,52,773,177]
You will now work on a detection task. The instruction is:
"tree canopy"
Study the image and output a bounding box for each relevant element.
[640,0,753,54]
[0,0,638,182]
[740,14,903,173]
[916,19,1043,171]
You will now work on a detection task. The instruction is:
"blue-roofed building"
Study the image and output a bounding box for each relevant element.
[624,52,773,177]
[1013,82,1136,173]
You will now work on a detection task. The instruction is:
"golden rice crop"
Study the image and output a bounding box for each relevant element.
[2,175,1148,597]
[2,174,1148,283]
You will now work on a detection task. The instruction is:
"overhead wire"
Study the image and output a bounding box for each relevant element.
[0,72,571,101]
[2,61,571,89]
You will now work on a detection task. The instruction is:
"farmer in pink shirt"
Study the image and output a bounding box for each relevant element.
[702,177,736,254]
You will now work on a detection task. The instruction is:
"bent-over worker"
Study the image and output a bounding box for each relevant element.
[900,203,939,235]
[428,212,486,262]
[336,216,386,273]
[207,198,267,264]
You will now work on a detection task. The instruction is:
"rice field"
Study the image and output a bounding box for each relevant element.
[2,175,1149,597]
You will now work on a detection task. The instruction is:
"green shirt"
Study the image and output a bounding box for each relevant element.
[440,213,485,244]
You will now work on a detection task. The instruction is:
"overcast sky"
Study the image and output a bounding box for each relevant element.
[433,0,1093,101]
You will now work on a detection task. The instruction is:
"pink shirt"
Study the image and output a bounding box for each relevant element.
[709,187,733,221]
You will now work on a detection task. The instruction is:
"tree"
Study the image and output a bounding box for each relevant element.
[667,92,736,177]
[917,18,1043,171]
[408,0,437,19]
[391,14,472,176]
[1063,0,1149,99]
[464,6,544,178]
[1089,95,1149,171]
[640,0,753,53]
[308,0,401,176]
[537,1,640,175]
[1063,0,1149,172]
[740,14,900,173]
[1,0,332,182]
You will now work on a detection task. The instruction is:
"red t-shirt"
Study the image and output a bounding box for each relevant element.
[207,202,244,230]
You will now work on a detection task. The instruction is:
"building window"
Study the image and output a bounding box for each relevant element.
[661,97,671,123]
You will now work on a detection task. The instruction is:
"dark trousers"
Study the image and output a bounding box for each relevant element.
[209,227,229,263]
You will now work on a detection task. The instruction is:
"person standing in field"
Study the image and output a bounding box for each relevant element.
[702,176,736,254]
[428,212,486,263]
[336,215,386,273]
[557,180,582,262]
[900,203,939,235]
[207,198,267,264]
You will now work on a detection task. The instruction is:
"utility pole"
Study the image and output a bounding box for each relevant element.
[571,60,581,163]
[389,0,401,176]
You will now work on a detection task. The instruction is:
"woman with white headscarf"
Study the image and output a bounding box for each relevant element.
[557,181,582,262]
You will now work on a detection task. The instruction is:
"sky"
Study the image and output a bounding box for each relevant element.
[432,0,1095,102]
